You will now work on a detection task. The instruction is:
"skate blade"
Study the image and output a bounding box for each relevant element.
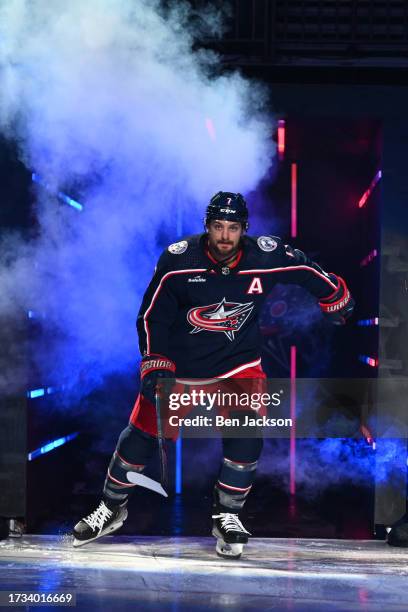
[215,538,243,559]
[72,520,125,548]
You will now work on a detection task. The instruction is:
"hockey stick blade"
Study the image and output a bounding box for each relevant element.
[126,472,168,497]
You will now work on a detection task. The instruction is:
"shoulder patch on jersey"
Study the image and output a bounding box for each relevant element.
[257,236,278,252]
[168,240,188,255]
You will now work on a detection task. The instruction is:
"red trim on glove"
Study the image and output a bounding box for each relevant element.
[319,276,351,313]
[140,353,176,379]
[319,274,340,302]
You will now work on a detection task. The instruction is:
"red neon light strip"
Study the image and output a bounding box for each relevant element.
[360,248,378,267]
[289,346,297,498]
[291,163,297,238]
[358,170,382,208]
[277,119,285,160]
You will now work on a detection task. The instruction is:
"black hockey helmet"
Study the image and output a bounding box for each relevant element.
[204,191,249,230]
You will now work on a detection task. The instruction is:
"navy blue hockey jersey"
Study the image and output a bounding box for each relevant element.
[136,234,339,378]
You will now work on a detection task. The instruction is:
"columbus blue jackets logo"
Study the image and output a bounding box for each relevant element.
[187,298,254,341]
[257,236,278,252]
[168,240,188,254]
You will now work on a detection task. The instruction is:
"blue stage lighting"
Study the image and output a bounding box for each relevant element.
[57,191,83,211]
[27,386,61,398]
[28,388,45,398]
[32,173,83,211]
[28,432,79,461]
[357,318,379,326]
[359,355,378,367]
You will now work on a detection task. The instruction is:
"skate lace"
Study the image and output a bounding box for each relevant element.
[83,501,113,531]
[212,512,251,535]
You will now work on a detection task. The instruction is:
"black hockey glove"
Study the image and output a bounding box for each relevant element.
[140,354,176,404]
[319,275,355,325]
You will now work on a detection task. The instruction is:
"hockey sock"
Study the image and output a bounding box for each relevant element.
[103,424,157,508]
[215,436,263,511]
[215,458,258,511]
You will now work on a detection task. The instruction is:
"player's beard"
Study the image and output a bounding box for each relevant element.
[211,241,239,261]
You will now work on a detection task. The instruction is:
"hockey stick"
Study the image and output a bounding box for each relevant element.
[126,386,169,498]
[155,387,169,492]
[126,471,168,497]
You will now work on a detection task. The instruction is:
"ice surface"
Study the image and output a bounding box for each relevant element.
[1,535,408,611]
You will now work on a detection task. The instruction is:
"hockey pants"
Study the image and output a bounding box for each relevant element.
[103,365,266,511]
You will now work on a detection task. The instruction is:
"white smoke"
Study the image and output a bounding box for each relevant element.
[0,0,274,396]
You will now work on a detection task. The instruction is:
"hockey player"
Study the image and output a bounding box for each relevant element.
[73,191,354,558]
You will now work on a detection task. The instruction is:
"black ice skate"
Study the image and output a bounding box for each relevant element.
[72,500,127,547]
[211,511,251,559]
[387,514,408,547]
